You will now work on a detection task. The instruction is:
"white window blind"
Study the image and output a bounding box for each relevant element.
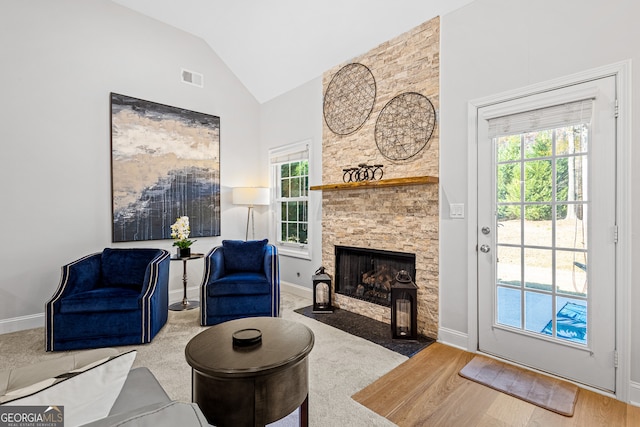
[269,141,309,165]
[487,98,594,139]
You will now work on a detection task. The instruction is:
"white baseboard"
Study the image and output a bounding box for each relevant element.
[0,313,44,334]
[0,289,197,334]
[1,283,310,335]
[0,289,196,334]
[281,281,312,300]
[629,381,640,407]
[437,326,469,351]
[168,282,313,307]
[1,282,310,335]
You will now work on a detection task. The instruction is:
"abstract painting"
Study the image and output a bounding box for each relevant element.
[110,93,220,242]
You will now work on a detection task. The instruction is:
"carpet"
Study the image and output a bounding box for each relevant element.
[0,292,406,427]
[459,355,579,416]
[294,305,434,357]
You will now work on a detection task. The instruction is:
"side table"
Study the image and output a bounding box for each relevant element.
[169,253,204,311]
[185,317,314,427]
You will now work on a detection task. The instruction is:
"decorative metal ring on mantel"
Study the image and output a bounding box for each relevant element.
[323,63,376,135]
[342,164,384,182]
[375,92,436,161]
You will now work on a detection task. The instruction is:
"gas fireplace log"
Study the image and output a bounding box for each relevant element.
[362,265,396,291]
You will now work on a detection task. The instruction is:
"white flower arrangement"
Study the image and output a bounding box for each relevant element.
[170,216,195,249]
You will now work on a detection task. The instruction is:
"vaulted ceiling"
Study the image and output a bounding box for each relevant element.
[111,0,474,103]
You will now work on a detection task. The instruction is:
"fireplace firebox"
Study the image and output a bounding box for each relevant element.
[334,246,416,307]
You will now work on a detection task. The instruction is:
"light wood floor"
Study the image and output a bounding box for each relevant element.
[352,342,640,426]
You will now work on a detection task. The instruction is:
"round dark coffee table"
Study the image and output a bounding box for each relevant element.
[185,317,314,427]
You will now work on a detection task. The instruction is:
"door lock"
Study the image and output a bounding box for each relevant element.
[480,244,490,253]
[481,226,491,235]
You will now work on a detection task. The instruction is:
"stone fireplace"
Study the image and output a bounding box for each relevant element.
[318,185,439,338]
[315,17,440,339]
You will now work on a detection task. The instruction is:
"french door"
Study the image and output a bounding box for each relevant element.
[477,76,617,392]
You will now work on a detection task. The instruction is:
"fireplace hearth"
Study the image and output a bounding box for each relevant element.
[335,246,416,307]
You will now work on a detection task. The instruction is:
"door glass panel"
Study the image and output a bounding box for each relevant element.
[555,125,588,155]
[524,160,553,202]
[524,248,552,290]
[556,204,587,248]
[556,250,587,297]
[497,246,521,286]
[556,157,569,201]
[497,219,520,246]
[573,155,588,201]
[554,297,587,345]
[495,125,589,347]
[497,286,521,328]
[497,163,521,204]
[498,203,521,222]
[556,203,571,230]
[557,156,587,203]
[497,135,521,161]
[524,130,552,159]
[525,291,551,333]
[524,205,552,246]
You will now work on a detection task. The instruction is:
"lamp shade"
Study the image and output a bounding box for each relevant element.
[232,187,270,206]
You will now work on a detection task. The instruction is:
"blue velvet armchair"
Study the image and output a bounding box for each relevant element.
[200,239,280,326]
[45,248,170,351]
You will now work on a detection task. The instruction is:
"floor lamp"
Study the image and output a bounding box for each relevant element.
[232,187,270,240]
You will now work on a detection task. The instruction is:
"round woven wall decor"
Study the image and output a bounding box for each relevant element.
[375,92,436,161]
[323,63,376,135]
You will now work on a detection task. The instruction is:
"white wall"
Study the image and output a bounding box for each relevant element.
[0,0,260,330]
[440,0,640,394]
[259,78,323,288]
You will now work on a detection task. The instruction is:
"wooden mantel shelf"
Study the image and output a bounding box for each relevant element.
[310,175,439,191]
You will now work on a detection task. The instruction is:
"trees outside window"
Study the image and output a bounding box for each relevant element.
[496,125,585,222]
[277,160,309,245]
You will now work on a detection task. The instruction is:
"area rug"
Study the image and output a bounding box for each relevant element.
[459,355,579,416]
[294,305,434,357]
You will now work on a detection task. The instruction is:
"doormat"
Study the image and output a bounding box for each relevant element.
[294,306,434,357]
[459,355,579,416]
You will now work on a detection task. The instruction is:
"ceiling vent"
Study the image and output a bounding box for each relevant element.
[181,68,204,88]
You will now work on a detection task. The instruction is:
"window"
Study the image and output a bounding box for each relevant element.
[278,160,308,244]
[270,141,310,259]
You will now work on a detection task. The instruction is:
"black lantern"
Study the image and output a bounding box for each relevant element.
[391,270,418,340]
[312,266,333,313]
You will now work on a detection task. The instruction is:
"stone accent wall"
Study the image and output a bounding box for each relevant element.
[320,17,440,338]
[322,17,440,184]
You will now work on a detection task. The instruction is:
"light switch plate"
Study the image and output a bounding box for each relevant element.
[450,203,465,219]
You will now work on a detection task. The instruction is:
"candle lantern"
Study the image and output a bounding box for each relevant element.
[391,270,418,340]
[312,266,333,313]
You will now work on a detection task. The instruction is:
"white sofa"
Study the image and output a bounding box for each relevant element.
[0,348,209,427]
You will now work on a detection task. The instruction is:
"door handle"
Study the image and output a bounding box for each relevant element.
[480,244,490,253]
